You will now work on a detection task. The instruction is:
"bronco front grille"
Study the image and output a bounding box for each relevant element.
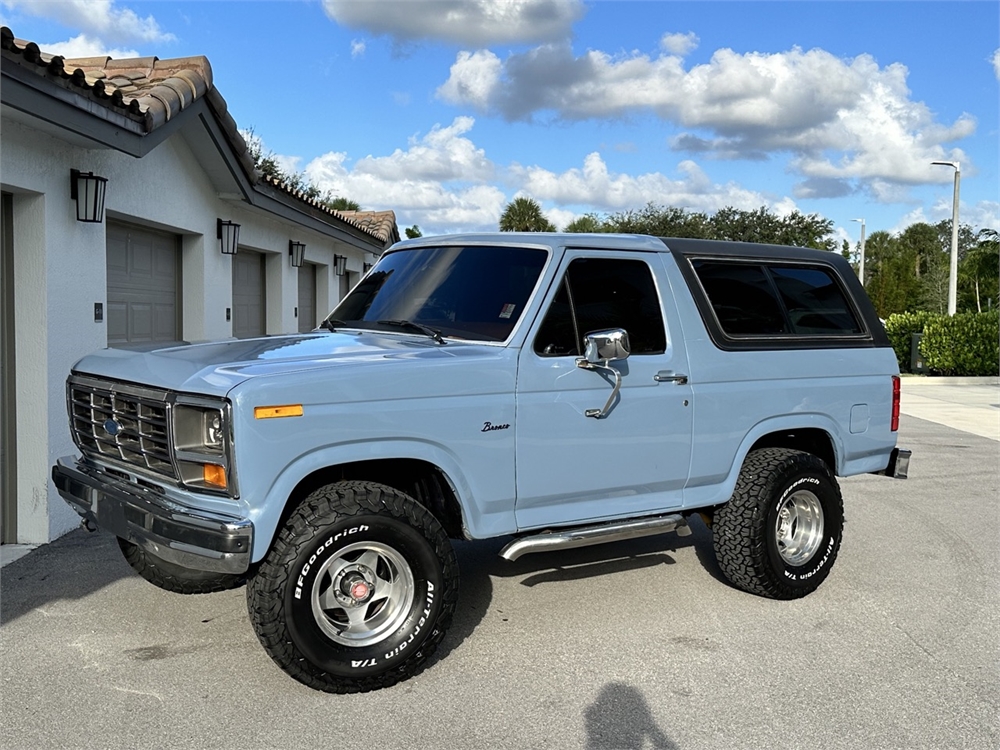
[68,376,177,480]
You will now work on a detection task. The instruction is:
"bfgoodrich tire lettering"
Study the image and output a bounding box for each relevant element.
[246,481,459,693]
[713,448,844,600]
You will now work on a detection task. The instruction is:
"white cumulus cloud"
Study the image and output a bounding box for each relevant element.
[4,0,174,43]
[992,48,1000,80]
[300,118,506,233]
[351,39,366,58]
[509,152,773,215]
[322,0,585,46]
[35,33,138,59]
[438,43,979,191]
[660,32,698,57]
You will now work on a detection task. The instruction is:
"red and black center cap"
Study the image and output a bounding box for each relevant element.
[349,580,371,601]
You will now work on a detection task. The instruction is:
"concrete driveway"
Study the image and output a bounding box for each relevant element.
[1,381,997,749]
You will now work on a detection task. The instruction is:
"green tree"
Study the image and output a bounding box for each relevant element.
[244,127,360,209]
[602,204,711,238]
[898,223,948,313]
[243,126,284,182]
[709,206,834,250]
[404,225,423,239]
[960,229,999,312]
[564,213,603,233]
[499,197,556,232]
[321,194,361,212]
[774,211,837,251]
[862,230,922,317]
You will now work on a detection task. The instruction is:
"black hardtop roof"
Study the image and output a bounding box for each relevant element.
[656,237,842,264]
[392,233,848,269]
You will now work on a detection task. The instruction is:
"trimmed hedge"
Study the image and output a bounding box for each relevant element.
[884,311,935,373]
[920,311,999,376]
[885,311,999,376]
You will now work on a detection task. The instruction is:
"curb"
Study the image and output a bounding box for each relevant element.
[900,376,999,386]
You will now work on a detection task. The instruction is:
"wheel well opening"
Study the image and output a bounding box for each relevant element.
[282,459,465,540]
[750,429,836,474]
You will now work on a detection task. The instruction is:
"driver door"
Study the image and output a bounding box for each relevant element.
[514,251,693,530]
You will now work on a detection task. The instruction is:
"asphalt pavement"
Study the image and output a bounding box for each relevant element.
[1,379,997,749]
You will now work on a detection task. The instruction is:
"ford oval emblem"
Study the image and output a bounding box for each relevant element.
[103,418,123,437]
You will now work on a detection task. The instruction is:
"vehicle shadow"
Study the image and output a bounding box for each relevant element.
[433,513,728,664]
[584,681,679,749]
[0,529,130,626]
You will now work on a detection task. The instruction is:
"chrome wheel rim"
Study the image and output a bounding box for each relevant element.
[310,541,415,647]
[775,490,825,566]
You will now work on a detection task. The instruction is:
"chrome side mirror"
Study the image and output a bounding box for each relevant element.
[583,329,631,365]
[576,329,630,418]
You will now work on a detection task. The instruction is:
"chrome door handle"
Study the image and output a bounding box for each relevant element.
[654,371,688,384]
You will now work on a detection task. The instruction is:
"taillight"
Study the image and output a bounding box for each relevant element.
[891,375,901,432]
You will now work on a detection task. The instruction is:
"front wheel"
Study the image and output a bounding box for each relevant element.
[246,481,459,693]
[713,448,844,600]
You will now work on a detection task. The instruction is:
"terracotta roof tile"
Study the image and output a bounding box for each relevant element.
[1,26,398,247]
[337,210,401,245]
[258,175,397,246]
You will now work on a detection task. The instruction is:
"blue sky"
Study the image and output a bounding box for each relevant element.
[4,1,998,243]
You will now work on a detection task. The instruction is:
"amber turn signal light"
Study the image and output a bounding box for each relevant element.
[203,463,227,489]
[254,404,304,419]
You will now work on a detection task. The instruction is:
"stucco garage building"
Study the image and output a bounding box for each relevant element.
[0,28,398,549]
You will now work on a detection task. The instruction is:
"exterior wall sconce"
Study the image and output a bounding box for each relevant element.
[363,262,372,273]
[70,169,108,223]
[289,240,306,268]
[217,218,240,255]
[334,254,347,276]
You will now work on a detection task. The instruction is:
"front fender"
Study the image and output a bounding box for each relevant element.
[247,438,515,562]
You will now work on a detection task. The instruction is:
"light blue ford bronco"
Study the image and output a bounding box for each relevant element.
[53,233,910,692]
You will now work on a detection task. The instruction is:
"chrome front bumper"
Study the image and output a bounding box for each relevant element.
[52,456,252,574]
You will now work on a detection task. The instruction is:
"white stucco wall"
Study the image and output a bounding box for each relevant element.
[0,113,377,545]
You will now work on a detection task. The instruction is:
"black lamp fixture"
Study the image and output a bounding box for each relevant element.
[289,240,306,268]
[333,254,347,276]
[217,218,240,255]
[70,169,108,223]
[363,262,373,273]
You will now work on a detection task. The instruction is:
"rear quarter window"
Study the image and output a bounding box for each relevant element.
[691,259,866,344]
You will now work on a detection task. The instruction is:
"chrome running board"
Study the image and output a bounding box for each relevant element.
[500,513,691,562]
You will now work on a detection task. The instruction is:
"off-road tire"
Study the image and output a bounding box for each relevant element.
[713,448,844,600]
[246,481,459,693]
[117,538,246,594]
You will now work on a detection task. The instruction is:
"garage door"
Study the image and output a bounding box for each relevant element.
[107,222,180,348]
[298,263,316,332]
[233,250,266,338]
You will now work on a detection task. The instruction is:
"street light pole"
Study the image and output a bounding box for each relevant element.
[851,218,866,286]
[931,160,961,316]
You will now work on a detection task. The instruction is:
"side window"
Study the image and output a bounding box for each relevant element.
[691,260,863,338]
[534,258,666,356]
[770,266,863,335]
[692,261,788,335]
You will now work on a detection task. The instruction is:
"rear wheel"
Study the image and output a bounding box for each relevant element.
[713,448,843,599]
[246,481,459,693]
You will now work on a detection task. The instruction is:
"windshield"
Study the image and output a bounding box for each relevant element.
[327,245,548,342]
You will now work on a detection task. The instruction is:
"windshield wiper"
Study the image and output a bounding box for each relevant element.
[320,318,347,332]
[377,319,446,345]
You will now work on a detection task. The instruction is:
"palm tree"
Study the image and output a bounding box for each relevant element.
[499,197,555,232]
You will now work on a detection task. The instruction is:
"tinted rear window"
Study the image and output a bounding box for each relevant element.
[692,260,862,337]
